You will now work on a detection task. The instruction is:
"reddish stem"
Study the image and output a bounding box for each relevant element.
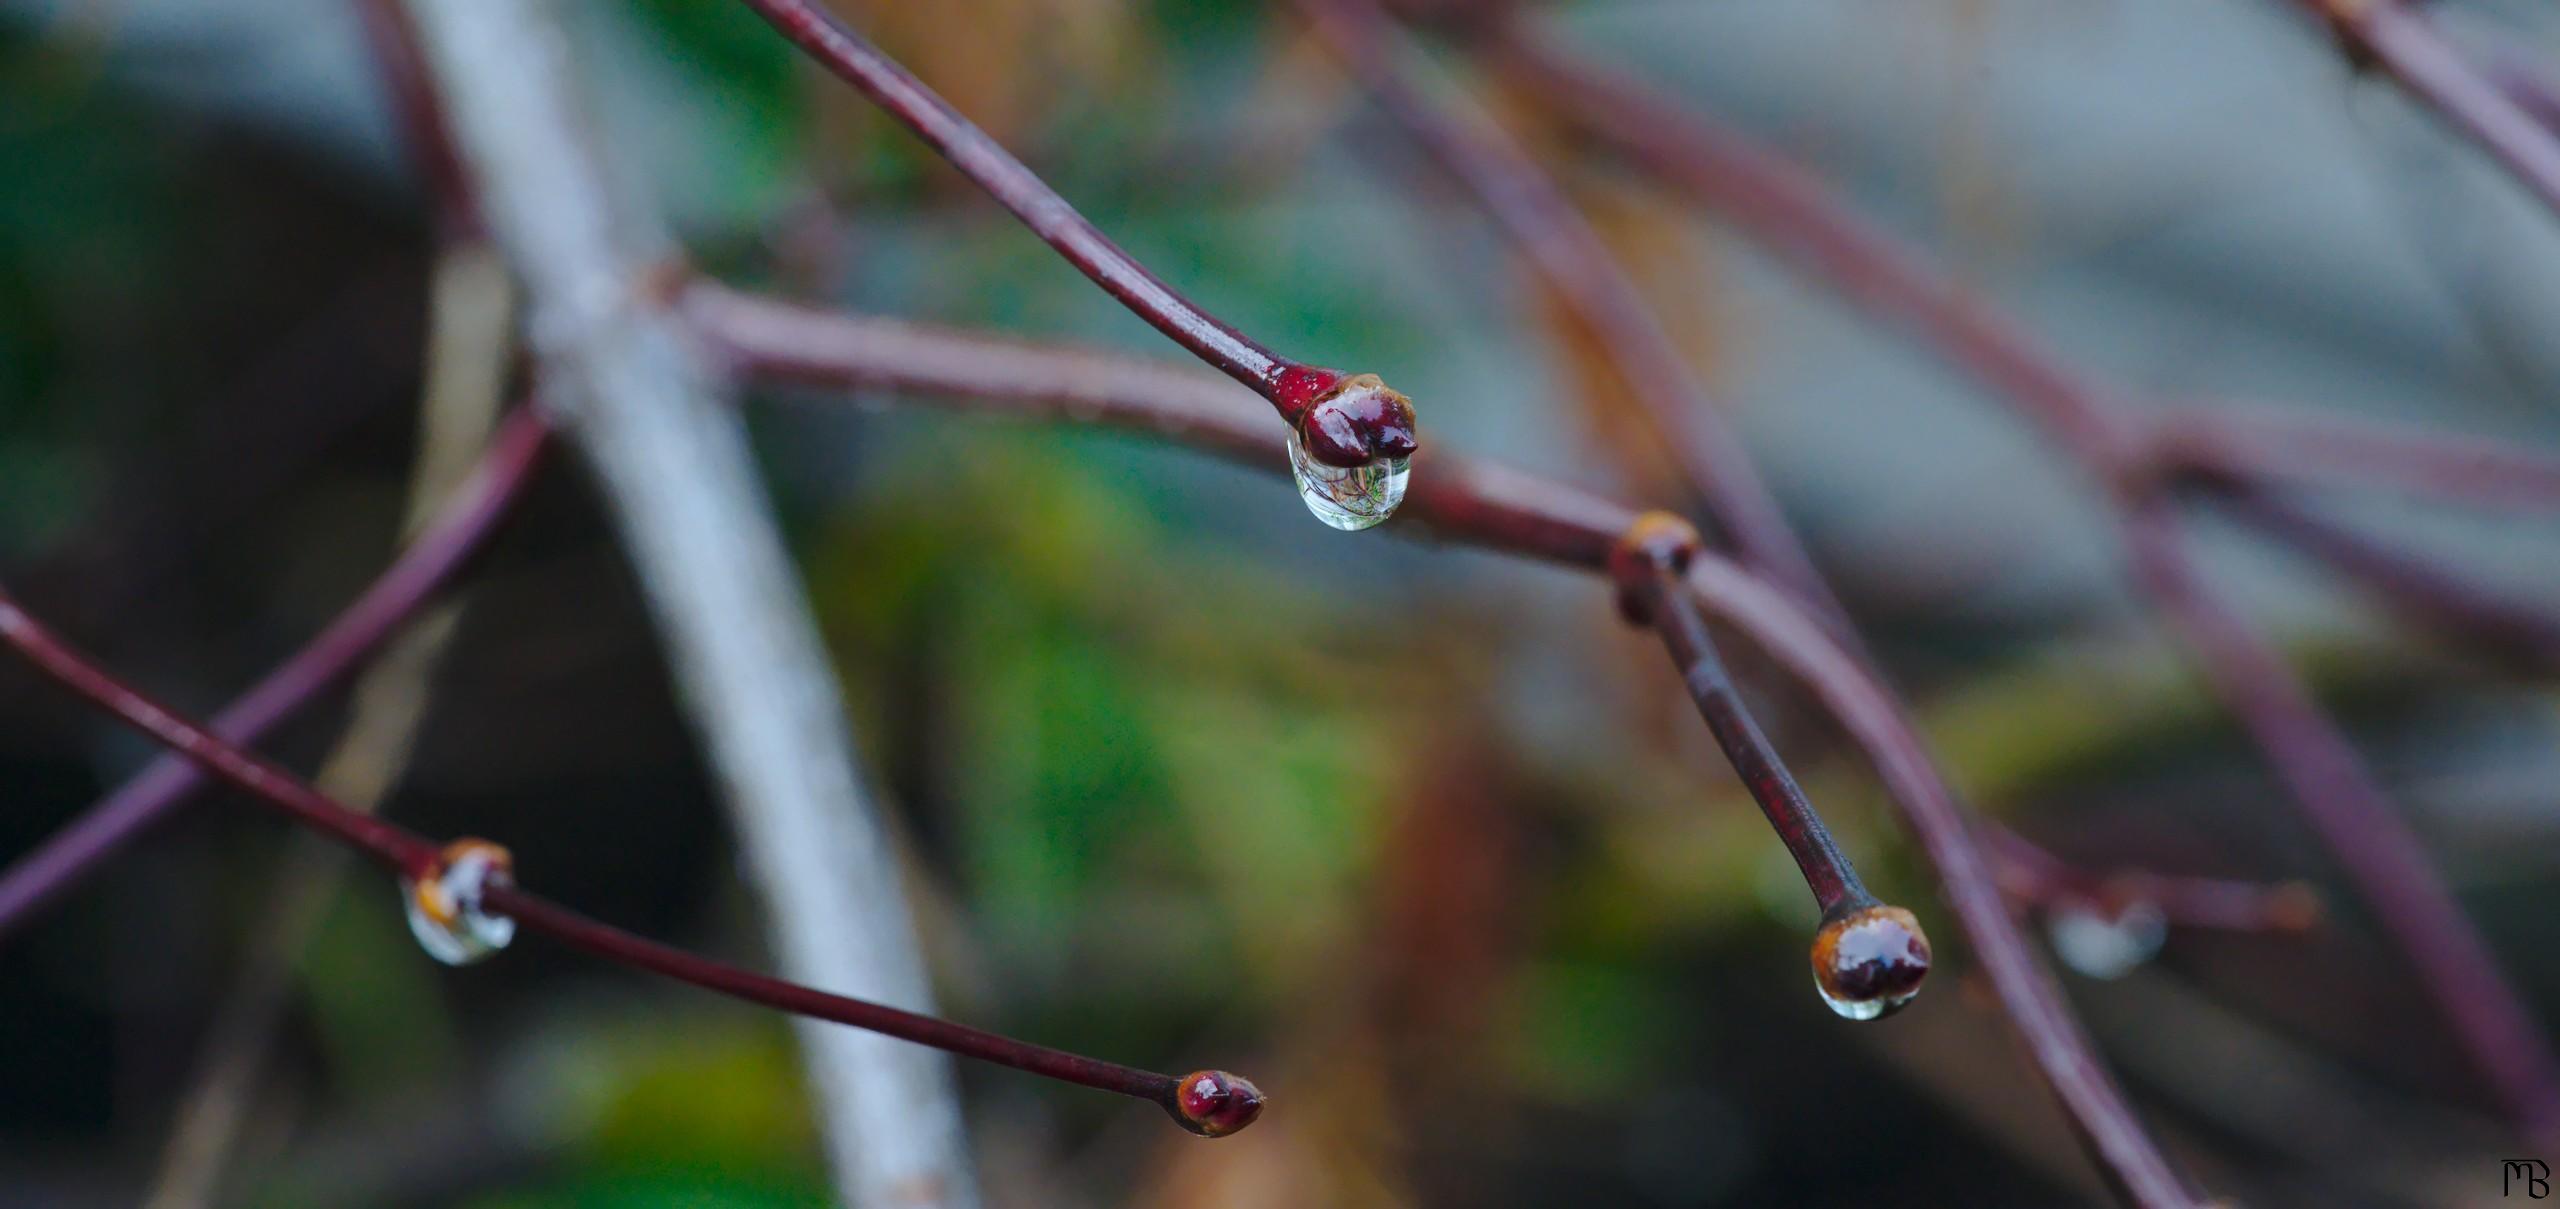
[1987,828,2322,935]
[1292,0,1829,606]
[1672,555,2199,1207]
[2202,482,2560,674]
[1607,514,1871,917]
[2293,0,2560,222]
[2156,407,2560,513]
[1478,19,2560,1144]
[733,0,1286,407]
[2121,499,2560,1145]
[0,409,553,938]
[487,889,1178,1102]
[701,296,2200,1205]
[1298,0,2176,1001]
[351,0,483,239]
[0,581,1250,1129]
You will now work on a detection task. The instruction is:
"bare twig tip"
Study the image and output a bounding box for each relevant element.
[1811,904,1932,1021]
[1167,1069,1267,1138]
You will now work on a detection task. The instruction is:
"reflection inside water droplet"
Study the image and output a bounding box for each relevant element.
[1810,904,1930,1021]
[2048,901,2166,980]
[1815,978,1913,1021]
[405,839,516,966]
[1287,428,1409,531]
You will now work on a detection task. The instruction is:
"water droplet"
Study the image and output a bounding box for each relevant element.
[1810,904,1931,1021]
[1166,1068,1265,1138]
[2048,901,2166,980]
[405,838,516,966]
[1287,427,1409,531]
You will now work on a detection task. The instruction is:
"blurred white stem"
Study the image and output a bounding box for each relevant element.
[397,3,978,1204]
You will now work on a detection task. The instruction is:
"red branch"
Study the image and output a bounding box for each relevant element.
[1478,17,2560,1145]
[0,582,1249,1133]
[694,290,2203,1207]
[737,0,1346,425]
[2292,0,2560,221]
[0,408,553,938]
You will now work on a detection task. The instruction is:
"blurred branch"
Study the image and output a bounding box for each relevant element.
[2154,407,2560,513]
[395,1,980,1203]
[0,407,550,941]
[692,285,2205,1207]
[1470,14,2560,1146]
[142,241,514,1209]
[1986,827,2323,936]
[733,0,1409,456]
[1286,0,2264,1012]
[0,588,1261,1137]
[2288,0,2560,221]
[2203,482,2560,674]
[2121,498,2560,1147]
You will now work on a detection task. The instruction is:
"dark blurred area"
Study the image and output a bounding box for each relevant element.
[4,0,2560,1205]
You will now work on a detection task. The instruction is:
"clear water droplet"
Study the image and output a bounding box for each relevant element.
[1287,428,1409,531]
[1815,978,1917,1021]
[2048,902,2166,980]
[1809,904,1930,1021]
[404,840,515,966]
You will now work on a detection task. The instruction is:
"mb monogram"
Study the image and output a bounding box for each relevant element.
[2512,1159,2552,1199]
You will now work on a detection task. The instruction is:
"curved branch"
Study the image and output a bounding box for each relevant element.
[398,2,978,1202]
[0,408,552,940]
[1473,19,2560,1144]
[696,288,2201,1206]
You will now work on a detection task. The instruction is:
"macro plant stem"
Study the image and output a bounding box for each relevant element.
[1291,0,2230,985]
[0,407,552,940]
[400,1,983,1198]
[1985,827,2323,935]
[2122,500,2560,1147]
[1291,0,1826,604]
[2151,407,2560,513]
[0,584,1261,1137]
[1607,514,1873,918]
[2203,481,2560,673]
[2290,0,2560,222]
[696,292,2202,1206]
[733,0,1415,470]
[1473,15,2560,1144]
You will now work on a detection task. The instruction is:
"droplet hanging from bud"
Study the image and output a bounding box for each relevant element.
[1810,904,1931,1021]
[1285,372,1417,531]
[1288,429,1410,530]
[404,838,516,966]
[2048,901,2167,980]
[1165,1068,1265,1138]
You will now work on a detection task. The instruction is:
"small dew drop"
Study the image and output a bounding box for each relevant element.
[1815,979,1911,1022]
[1809,904,1931,1022]
[404,839,516,966]
[1167,1069,1266,1138]
[2048,902,2166,980]
[1286,428,1409,531]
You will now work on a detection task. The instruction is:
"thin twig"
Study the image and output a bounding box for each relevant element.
[142,239,515,1209]
[0,585,1257,1138]
[2121,499,2560,1146]
[2204,482,2560,674]
[398,2,980,1199]
[697,291,2203,1207]
[2289,0,2560,222]
[1290,0,1826,603]
[1477,19,2560,1144]
[0,407,551,940]
[1292,0,2235,1036]
[732,0,1414,464]
[1986,828,2322,936]
[2156,407,2560,513]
